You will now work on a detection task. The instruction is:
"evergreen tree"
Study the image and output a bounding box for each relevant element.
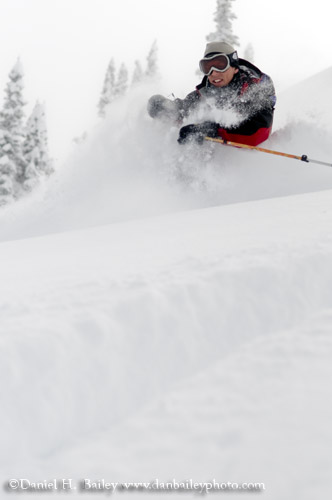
[98,58,116,117]
[113,63,129,98]
[0,134,17,205]
[145,40,158,78]
[0,59,26,204]
[131,60,144,85]
[243,42,254,62]
[207,0,239,47]
[23,101,54,191]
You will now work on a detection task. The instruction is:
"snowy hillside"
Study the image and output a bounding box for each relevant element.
[1,69,332,240]
[275,66,332,129]
[1,68,332,499]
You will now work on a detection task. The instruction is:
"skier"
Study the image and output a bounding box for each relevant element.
[147,41,276,147]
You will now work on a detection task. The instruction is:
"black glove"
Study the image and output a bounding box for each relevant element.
[147,94,167,118]
[147,94,179,120]
[177,121,220,145]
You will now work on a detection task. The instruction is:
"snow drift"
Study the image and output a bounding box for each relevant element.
[1,68,332,499]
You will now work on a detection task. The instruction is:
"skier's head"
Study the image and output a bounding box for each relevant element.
[203,42,239,67]
[199,41,239,88]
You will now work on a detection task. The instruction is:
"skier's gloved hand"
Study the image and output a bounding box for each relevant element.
[177,121,220,145]
[147,94,179,120]
[178,124,203,144]
[147,94,167,118]
[200,121,220,138]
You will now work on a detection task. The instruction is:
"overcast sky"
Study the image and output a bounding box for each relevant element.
[0,0,330,161]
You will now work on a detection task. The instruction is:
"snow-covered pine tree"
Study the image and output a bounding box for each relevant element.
[243,42,254,62]
[98,58,116,117]
[131,60,144,86]
[113,63,129,98]
[22,101,54,191]
[0,59,26,205]
[207,0,239,47]
[0,133,17,205]
[145,40,158,78]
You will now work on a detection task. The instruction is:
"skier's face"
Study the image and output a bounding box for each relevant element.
[208,67,239,87]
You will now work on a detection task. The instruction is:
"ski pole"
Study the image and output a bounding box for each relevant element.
[204,136,332,168]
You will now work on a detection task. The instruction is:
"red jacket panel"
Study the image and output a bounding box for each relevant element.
[218,126,272,146]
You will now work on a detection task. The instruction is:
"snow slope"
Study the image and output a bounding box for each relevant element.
[1,68,332,240]
[1,68,332,499]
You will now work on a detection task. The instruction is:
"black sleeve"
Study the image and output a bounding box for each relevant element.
[225,74,276,135]
[173,90,201,120]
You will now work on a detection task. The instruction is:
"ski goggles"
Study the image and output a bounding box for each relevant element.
[199,54,231,75]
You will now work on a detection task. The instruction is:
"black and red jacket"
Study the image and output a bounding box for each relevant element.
[175,59,276,146]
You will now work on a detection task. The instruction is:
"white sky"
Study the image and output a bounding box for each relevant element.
[0,0,331,162]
